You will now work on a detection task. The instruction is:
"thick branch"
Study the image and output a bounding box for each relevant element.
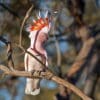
[67,37,95,77]
[0,64,91,100]
[67,24,100,78]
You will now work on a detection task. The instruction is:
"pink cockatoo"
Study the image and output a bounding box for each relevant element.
[24,11,51,95]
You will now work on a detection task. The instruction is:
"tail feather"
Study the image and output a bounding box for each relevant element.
[25,78,40,95]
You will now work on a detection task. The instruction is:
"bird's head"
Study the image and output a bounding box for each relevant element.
[27,11,51,35]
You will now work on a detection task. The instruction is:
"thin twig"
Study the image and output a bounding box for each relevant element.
[17,45,47,68]
[7,42,14,70]
[19,5,34,46]
[0,36,14,70]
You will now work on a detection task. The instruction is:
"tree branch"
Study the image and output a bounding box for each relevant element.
[19,4,34,46]
[67,37,95,77]
[67,25,100,78]
[0,36,14,70]
[0,64,92,100]
[0,3,19,18]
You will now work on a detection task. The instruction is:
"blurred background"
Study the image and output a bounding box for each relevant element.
[0,0,100,100]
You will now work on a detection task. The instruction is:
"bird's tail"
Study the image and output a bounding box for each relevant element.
[25,78,40,95]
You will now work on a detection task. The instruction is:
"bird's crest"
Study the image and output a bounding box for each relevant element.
[27,11,50,32]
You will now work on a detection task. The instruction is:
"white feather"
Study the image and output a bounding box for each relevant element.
[37,11,41,19]
[26,26,31,32]
[33,19,36,23]
[44,10,48,18]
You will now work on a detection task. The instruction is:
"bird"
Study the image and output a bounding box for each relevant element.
[24,11,51,96]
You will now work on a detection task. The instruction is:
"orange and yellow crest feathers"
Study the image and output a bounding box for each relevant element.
[30,18,49,31]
